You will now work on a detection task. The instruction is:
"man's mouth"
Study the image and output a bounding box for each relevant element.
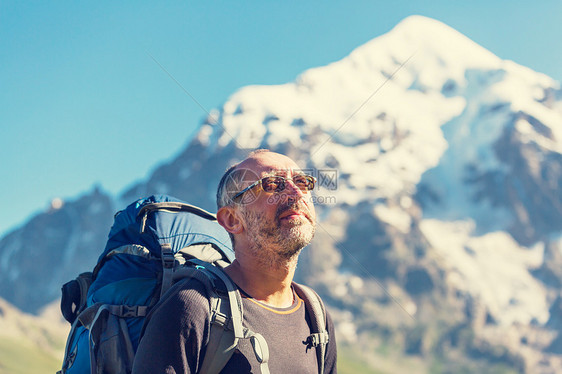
[279,210,305,220]
[277,204,312,223]
[276,199,314,224]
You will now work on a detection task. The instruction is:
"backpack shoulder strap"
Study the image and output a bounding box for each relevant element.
[146,260,271,374]
[187,260,271,374]
[177,259,245,340]
[293,283,329,374]
[188,263,241,374]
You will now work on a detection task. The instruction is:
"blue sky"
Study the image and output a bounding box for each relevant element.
[2,1,561,237]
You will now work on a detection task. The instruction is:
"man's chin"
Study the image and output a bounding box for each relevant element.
[285,225,315,247]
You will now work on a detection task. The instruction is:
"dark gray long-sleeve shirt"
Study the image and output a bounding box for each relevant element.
[132,278,337,374]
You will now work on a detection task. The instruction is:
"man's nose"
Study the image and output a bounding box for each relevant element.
[288,178,308,194]
[279,179,306,202]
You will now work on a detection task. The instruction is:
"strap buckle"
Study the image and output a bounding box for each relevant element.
[306,332,329,348]
[161,243,175,269]
[118,305,147,318]
[210,310,230,329]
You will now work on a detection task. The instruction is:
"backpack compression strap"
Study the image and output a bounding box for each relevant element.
[138,202,217,233]
[293,283,329,374]
[160,243,175,298]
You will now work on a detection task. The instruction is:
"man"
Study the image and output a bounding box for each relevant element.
[133,150,337,373]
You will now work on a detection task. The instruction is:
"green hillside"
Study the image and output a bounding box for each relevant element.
[0,298,66,374]
[0,336,62,374]
[338,347,385,374]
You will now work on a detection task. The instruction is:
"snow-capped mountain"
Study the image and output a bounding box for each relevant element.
[2,15,562,372]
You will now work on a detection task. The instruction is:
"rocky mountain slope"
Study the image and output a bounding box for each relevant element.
[1,15,562,373]
[0,187,113,313]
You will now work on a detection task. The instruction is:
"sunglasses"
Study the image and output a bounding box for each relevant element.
[232,174,316,201]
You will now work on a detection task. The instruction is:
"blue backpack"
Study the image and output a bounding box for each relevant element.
[58,195,329,374]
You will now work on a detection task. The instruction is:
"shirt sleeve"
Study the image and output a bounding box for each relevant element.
[324,311,338,374]
[132,279,212,374]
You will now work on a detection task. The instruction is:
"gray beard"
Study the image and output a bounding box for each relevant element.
[242,207,316,269]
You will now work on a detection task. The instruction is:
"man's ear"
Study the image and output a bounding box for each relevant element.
[217,206,244,235]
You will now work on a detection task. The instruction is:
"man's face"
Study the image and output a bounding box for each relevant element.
[234,152,316,260]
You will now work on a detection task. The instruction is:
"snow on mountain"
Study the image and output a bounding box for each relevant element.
[1,15,562,372]
[212,15,561,222]
[421,219,548,326]
[217,16,473,203]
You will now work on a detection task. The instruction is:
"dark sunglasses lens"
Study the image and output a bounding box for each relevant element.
[305,176,315,190]
[293,176,313,190]
[306,176,315,190]
[261,177,284,192]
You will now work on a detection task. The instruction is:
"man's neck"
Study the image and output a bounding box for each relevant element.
[224,255,298,308]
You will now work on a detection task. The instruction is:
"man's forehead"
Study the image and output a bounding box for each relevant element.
[261,168,306,177]
[237,152,301,176]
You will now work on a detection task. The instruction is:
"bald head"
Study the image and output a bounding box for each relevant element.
[216,150,304,209]
[237,151,301,177]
